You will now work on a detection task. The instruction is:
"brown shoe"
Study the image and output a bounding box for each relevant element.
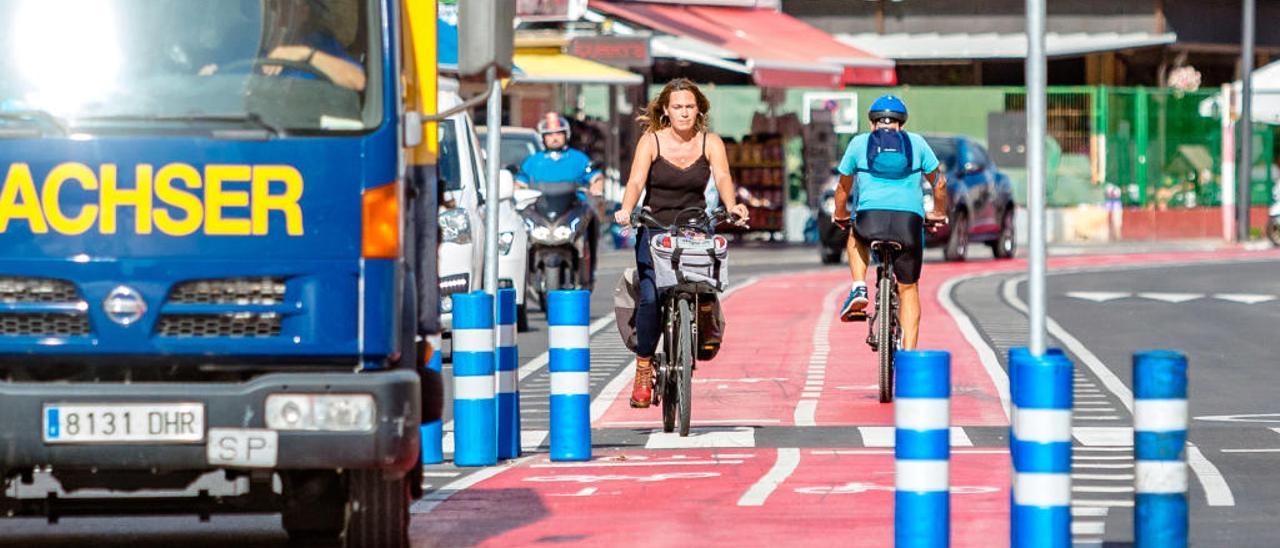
[630,357,653,408]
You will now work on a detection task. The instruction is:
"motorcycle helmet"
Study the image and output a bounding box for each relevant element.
[537,112,571,150]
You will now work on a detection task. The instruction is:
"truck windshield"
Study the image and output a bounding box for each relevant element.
[0,0,380,135]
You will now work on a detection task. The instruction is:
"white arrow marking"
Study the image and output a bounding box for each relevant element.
[1195,413,1280,424]
[1213,293,1277,304]
[1137,292,1202,303]
[1065,291,1131,302]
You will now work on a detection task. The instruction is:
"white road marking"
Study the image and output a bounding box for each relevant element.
[1195,413,1280,423]
[1073,485,1135,493]
[411,457,531,514]
[1071,506,1110,517]
[1220,448,1280,453]
[1073,463,1135,470]
[794,284,843,427]
[601,418,781,427]
[590,359,635,423]
[1186,444,1235,506]
[938,274,1011,420]
[1073,427,1133,446]
[1214,293,1277,304]
[1072,473,1134,481]
[1065,291,1131,302]
[737,448,801,506]
[530,459,744,468]
[1136,292,1202,303]
[645,427,755,449]
[1072,499,1134,508]
[1072,522,1107,535]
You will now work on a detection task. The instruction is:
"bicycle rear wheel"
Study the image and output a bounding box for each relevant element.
[676,298,694,437]
[660,358,676,433]
[877,274,895,403]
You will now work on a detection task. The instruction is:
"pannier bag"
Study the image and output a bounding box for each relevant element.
[613,268,639,353]
[695,294,726,361]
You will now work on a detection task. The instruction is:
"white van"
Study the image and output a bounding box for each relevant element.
[436,79,529,333]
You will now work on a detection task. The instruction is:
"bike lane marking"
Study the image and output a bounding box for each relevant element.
[413,448,781,546]
[594,272,835,428]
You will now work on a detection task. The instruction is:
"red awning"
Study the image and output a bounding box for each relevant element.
[590,1,896,88]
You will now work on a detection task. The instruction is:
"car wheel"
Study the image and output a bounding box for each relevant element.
[990,210,1016,259]
[944,210,969,262]
[820,245,842,265]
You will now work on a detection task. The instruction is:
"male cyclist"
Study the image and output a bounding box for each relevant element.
[517,112,604,196]
[832,95,948,351]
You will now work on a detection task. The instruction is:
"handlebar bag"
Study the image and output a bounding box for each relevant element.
[650,236,729,291]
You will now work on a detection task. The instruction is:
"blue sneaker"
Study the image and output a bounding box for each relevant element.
[840,285,869,322]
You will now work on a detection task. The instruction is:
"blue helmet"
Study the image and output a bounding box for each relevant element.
[868,95,908,124]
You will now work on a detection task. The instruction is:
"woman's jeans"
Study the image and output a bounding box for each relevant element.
[634,227,661,358]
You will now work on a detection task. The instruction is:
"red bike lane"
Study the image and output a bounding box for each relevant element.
[414,248,1279,547]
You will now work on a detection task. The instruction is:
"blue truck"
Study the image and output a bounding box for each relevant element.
[0,1,447,545]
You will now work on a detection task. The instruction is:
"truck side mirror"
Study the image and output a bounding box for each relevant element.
[499,168,515,200]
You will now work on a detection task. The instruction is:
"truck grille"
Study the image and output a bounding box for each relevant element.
[168,277,287,304]
[157,314,282,338]
[0,313,91,336]
[0,277,80,303]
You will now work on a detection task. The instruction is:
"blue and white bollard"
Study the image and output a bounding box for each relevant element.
[496,288,521,459]
[452,291,496,467]
[421,333,444,464]
[894,350,951,548]
[1010,347,1073,548]
[548,290,591,462]
[1133,350,1188,548]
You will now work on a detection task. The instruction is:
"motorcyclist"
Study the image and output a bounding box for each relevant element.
[517,112,605,287]
[517,112,604,196]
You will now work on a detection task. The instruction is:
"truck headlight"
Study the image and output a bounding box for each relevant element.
[499,231,515,255]
[265,394,375,432]
[440,209,471,244]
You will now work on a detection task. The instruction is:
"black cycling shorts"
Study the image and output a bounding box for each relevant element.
[853,209,924,285]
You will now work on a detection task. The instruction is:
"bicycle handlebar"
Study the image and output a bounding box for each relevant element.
[631,206,747,232]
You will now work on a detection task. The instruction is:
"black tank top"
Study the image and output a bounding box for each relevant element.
[644,132,710,226]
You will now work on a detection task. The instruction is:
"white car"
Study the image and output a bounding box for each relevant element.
[437,79,530,334]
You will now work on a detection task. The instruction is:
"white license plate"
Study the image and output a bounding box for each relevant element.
[207,428,279,468]
[676,238,714,251]
[43,403,205,444]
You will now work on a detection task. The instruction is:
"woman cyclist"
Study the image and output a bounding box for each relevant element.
[613,78,750,408]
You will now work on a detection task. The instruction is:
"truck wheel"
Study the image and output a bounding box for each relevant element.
[344,469,411,548]
[282,471,346,543]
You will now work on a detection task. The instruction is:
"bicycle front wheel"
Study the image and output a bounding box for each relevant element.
[877,275,895,403]
[676,298,695,437]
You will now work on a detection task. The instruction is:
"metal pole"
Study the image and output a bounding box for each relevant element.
[1026,0,1047,356]
[1221,83,1237,242]
[484,67,502,296]
[1238,0,1255,241]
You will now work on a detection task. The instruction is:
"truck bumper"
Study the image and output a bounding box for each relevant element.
[0,370,420,472]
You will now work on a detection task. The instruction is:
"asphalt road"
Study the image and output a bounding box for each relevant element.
[1022,257,1280,546]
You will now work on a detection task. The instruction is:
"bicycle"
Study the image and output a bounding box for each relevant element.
[841,217,946,403]
[633,206,745,436]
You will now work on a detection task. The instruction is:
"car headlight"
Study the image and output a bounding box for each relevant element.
[821,196,836,216]
[499,231,515,255]
[552,226,573,243]
[440,208,471,244]
[530,226,551,242]
[265,394,375,432]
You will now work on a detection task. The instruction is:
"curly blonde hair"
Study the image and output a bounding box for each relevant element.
[638,78,710,134]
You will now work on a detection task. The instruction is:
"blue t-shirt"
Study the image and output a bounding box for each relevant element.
[517,148,599,186]
[836,131,939,217]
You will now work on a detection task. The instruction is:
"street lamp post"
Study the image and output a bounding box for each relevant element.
[1026,0,1047,356]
